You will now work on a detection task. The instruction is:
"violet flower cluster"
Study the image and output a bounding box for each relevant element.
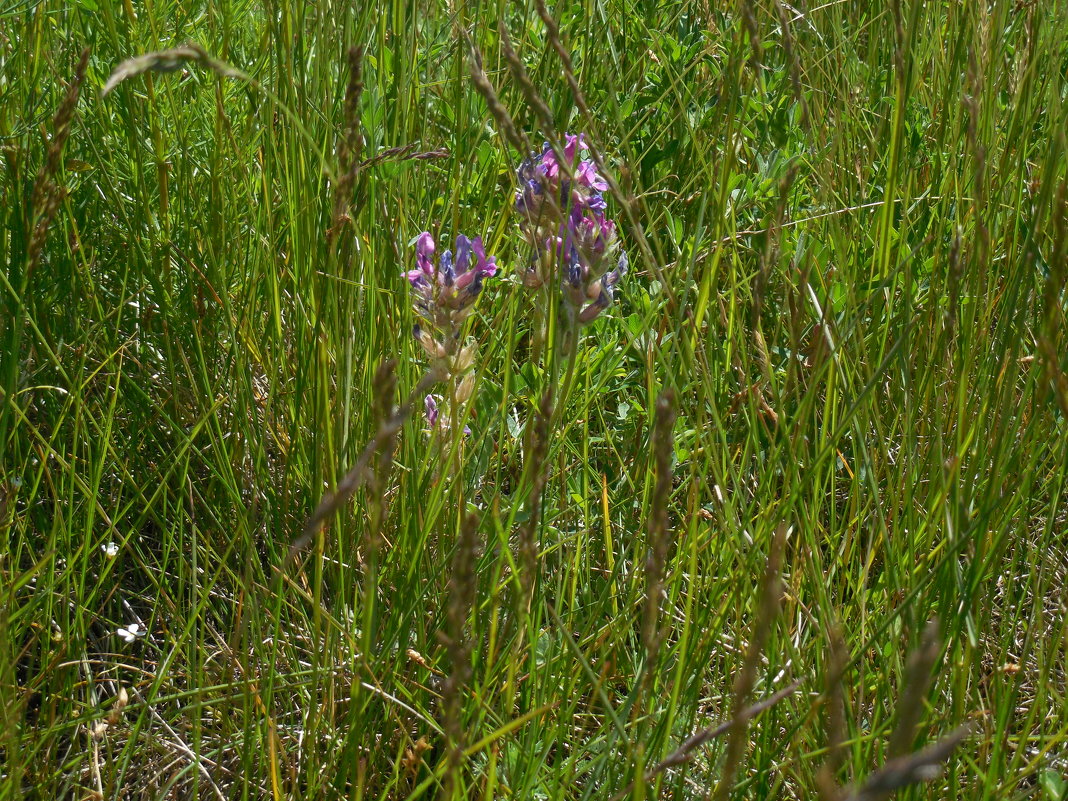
[514,133,627,324]
[401,133,626,436]
[405,232,497,431]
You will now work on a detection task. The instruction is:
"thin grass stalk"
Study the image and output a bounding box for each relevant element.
[771,0,810,128]
[293,364,440,554]
[609,681,802,801]
[640,390,676,691]
[26,48,90,275]
[712,523,788,801]
[461,32,530,157]
[841,725,974,801]
[1038,181,1068,417]
[441,510,480,798]
[886,618,942,759]
[2,47,89,483]
[518,391,553,617]
[816,625,849,801]
[327,45,365,245]
[364,360,400,554]
[497,20,557,144]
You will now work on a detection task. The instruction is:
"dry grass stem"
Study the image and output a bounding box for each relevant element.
[816,625,849,800]
[294,364,440,554]
[328,45,365,242]
[101,43,245,96]
[641,390,676,679]
[841,725,974,801]
[887,618,942,758]
[27,48,90,272]
[461,32,529,156]
[609,680,802,801]
[518,391,553,610]
[441,511,481,795]
[713,523,788,801]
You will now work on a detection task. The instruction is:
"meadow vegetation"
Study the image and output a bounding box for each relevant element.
[1,0,1067,798]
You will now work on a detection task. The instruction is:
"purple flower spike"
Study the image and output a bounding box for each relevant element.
[513,132,625,315]
[404,230,497,344]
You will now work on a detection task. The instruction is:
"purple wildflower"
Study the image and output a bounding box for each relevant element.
[404,232,497,311]
[423,393,472,436]
[405,231,496,374]
[513,133,626,319]
[514,134,607,230]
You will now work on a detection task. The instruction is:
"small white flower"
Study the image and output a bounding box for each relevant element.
[102,542,119,558]
[117,623,144,643]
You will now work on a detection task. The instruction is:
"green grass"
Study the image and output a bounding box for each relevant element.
[2,0,1067,798]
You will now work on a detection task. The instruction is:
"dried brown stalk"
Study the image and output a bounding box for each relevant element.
[364,359,400,554]
[641,390,676,681]
[823,619,971,801]
[608,680,802,801]
[841,725,973,801]
[712,523,788,801]
[1038,181,1068,417]
[328,45,365,243]
[886,618,941,759]
[497,21,556,143]
[518,391,553,611]
[441,510,481,795]
[292,363,441,557]
[460,30,529,156]
[101,43,244,96]
[26,48,90,273]
[816,624,849,800]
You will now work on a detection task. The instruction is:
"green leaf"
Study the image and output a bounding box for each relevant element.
[1041,770,1067,801]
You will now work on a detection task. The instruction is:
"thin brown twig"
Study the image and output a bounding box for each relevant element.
[459,28,530,156]
[816,624,849,800]
[497,20,556,139]
[518,391,553,611]
[328,45,364,243]
[441,511,481,796]
[100,42,244,96]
